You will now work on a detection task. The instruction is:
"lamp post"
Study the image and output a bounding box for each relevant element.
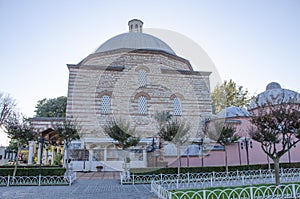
[240,137,252,169]
[195,138,204,172]
[187,145,189,167]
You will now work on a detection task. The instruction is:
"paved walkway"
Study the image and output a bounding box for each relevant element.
[76,171,121,180]
[0,172,156,199]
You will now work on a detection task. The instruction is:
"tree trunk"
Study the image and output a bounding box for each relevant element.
[13,144,21,177]
[177,146,180,176]
[123,149,130,177]
[224,146,228,175]
[273,157,280,185]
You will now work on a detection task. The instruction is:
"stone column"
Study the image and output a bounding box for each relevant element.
[52,146,56,165]
[45,144,49,165]
[104,146,107,161]
[143,149,147,167]
[37,143,42,164]
[89,149,93,171]
[28,141,35,165]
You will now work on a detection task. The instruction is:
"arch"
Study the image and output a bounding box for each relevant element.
[135,66,150,73]
[97,91,112,98]
[170,93,184,100]
[134,92,151,100]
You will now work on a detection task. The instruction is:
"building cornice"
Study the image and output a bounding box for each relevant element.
[161,68,211,76]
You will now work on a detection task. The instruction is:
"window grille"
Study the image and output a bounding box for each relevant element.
[138,69,147,87]
[138,96,147,114]
[173,97,182,116]
[101,95,111,114]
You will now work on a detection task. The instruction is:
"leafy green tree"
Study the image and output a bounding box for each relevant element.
[103,118,140,173]
[158,117,190,175]
[34,96,67,117]
[6,139,18,151]
[0,93,16,126]
[52,118,81,175]
[208,120,239,174]
[4,114,36,177]
[249,102,300,185]
[53,153,63,166]
[211,79,253,114]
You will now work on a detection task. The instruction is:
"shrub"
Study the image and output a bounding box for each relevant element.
[0,166,66,176]
[53,153,63,166]
[130,162,300,175]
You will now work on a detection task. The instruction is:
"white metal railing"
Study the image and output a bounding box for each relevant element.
[150,168,300,199]
[121,168,300,185]
[151,183,300,199]
[0,172,76,186]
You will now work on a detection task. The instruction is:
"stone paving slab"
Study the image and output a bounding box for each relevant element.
[0,179,156,199]
[76,171,121,180]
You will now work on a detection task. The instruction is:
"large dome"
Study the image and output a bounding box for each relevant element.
[94,19,176,56]
[248,82,300,110]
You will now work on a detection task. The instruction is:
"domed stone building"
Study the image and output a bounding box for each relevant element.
[205,83,300,168]
[66,19,212,171]
[249,82,300,110]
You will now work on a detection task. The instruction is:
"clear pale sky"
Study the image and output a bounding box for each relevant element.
[0,0,299,119]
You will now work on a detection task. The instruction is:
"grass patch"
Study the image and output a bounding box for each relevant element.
[170,183,300,199]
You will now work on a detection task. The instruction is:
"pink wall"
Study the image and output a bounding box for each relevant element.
[165,117,300,168]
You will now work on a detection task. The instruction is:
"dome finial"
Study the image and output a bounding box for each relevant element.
[266,82,281,90]
[128,19,143,33]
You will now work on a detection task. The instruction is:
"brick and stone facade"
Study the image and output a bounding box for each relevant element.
[66,19,212,171]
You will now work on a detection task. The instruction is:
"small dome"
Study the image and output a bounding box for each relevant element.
[249,82,300,110]
[217,106,250,118]
[94,19,176,55]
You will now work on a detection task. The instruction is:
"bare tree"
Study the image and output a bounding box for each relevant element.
[0,93,16,126]
[158,117,190,175]
[53,118,81,176]
[249,102,300,185]
[154,111,172,132]
[4,113,36,177]
[103,118,140,174]
[208,120,239,174]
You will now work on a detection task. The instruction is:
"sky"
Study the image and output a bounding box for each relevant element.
[0,0,299,119]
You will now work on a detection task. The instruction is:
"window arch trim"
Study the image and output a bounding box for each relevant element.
[134,92,151,100]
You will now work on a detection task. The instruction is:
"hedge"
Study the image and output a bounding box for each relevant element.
[0,165,61,169]
[0,166,66,176]
[130,162,300,175]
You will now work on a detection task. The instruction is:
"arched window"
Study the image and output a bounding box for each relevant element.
[173,97,182,116]
[138,96,147,115]
[101,95,111,114]
[138,69,147,87]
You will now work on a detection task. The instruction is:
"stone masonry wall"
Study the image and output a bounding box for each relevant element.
[67,51,212,140]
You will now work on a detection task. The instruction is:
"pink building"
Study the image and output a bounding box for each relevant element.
[166,82,300,168]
